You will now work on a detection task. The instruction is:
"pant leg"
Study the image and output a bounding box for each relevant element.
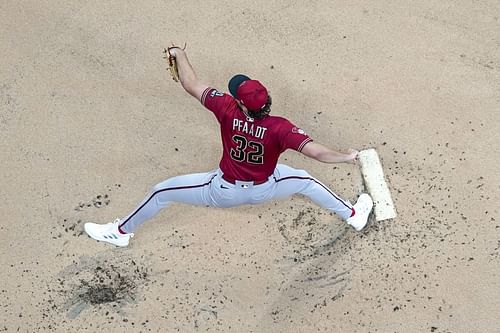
[271,164,354,220]
[118,171,217,233]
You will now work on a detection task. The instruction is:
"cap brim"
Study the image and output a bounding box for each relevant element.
[228,74,251,98]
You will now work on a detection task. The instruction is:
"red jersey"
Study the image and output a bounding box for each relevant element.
[201,88,313,181]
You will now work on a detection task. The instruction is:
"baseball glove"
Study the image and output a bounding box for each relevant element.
[163,43,186,82]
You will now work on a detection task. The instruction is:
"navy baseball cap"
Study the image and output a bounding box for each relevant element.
[228,74,269,110]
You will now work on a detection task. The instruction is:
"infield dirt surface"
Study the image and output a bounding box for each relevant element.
[1,1,499,332]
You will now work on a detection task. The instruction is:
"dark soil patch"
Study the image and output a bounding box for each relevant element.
[76,266,137,305]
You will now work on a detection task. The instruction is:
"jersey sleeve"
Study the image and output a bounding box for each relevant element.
[201,87,234,121]
[279,119,313,152]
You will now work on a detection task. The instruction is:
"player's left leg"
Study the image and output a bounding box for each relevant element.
[84,171,218,246]
[117,171,218,233]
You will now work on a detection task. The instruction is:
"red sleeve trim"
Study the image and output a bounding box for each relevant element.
[298,138,313,152]
[200,87,212,106]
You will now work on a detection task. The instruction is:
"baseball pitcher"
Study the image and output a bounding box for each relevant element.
[84,46,373,247]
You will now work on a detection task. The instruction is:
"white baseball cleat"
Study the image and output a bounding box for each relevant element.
[346,193,374,231]
[84,219,133,247]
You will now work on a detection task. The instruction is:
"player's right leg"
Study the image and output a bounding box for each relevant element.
[269,164,372,230]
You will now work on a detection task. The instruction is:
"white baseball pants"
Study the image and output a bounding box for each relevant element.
[118,164,353,234]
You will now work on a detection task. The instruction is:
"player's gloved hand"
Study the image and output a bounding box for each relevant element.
[163,43,186,82]
[167,46,184,58]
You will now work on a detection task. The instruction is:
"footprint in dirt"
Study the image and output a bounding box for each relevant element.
[75,194,110,211]
[74,184,122,211]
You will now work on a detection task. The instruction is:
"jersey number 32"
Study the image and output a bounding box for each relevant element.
[230,135,264,164]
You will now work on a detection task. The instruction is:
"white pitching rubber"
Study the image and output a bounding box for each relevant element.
[358,149,396,221]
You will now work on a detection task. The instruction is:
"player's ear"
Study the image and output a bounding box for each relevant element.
[262,94,272,114]
[236,100,248,112]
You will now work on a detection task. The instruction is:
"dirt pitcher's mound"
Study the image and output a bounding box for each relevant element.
[1,1,499,332]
